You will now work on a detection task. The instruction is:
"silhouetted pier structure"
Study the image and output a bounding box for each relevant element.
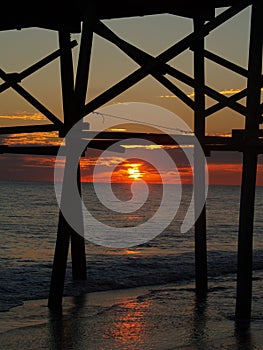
[0,0,262,322]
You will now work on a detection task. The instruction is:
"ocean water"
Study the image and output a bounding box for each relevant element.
[0,180,263,312]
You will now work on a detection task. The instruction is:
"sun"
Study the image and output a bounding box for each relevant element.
[126,163,143,181]
[111,161,146,183]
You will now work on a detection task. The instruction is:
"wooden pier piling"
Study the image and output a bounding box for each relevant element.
[48,30,87,308]
[193,18,208,296]
[235,0,262,321]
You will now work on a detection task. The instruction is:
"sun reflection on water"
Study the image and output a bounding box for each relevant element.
[105,298,152,348]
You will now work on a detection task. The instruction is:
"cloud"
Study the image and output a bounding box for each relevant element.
[187,89,244,98]
[1,131,61,146]
[160,87,263,99]
[80,156,126,168]
[121,144,181,150]
[22,156,55,168]
[0,154,55,182]
[0,112,46,121]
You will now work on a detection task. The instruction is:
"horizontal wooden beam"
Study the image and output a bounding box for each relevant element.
[0,124,60,134]
[0,146,61,155]
[0,140,124,155]
[1,140,262,155]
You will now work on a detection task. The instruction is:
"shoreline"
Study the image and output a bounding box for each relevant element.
[1,251,263,313]
[0,272,263,350]
[0,284,155,334]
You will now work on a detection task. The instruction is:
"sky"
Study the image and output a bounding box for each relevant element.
[0,4,262,186]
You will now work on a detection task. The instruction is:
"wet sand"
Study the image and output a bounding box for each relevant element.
[0,276,263,350]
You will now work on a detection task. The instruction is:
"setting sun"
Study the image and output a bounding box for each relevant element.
[127,164,143,181]
[110,160,152,184]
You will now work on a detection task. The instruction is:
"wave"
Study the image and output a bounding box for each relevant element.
[1,249,263,312]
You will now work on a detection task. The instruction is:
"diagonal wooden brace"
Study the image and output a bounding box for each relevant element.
[0,40,77,94]
[0,67,64,127]
[94,19,247,116]
[83,0,251,116]
[94,20,194,109]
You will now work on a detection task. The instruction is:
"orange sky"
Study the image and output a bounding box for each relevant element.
[1,6,262,187]
[1,154,263,186]
[1,15,262,188]
[1,135,263,186]
[0,122,263,187]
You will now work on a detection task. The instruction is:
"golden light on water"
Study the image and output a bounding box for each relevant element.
[107,298,152,347]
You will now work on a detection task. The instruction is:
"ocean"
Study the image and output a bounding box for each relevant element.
[1,180,263,314]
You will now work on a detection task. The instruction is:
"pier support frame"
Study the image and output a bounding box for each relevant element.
[48,13,95,307]
[1,1,262,317]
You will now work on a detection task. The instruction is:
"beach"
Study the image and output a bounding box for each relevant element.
[1,271,263,350]
[0,181,263,349]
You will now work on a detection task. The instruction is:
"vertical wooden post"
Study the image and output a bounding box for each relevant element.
[48,210,71,309]
[71,8,95,278]
[193,18,208,296]
[48,29,88,309]
[74,9,94,113]
[235,0,262,321]
[58,30,87,282]
[71,164,87,281]
[48,30,75,309]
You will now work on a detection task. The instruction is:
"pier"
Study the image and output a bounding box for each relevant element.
[0,0,262,322]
